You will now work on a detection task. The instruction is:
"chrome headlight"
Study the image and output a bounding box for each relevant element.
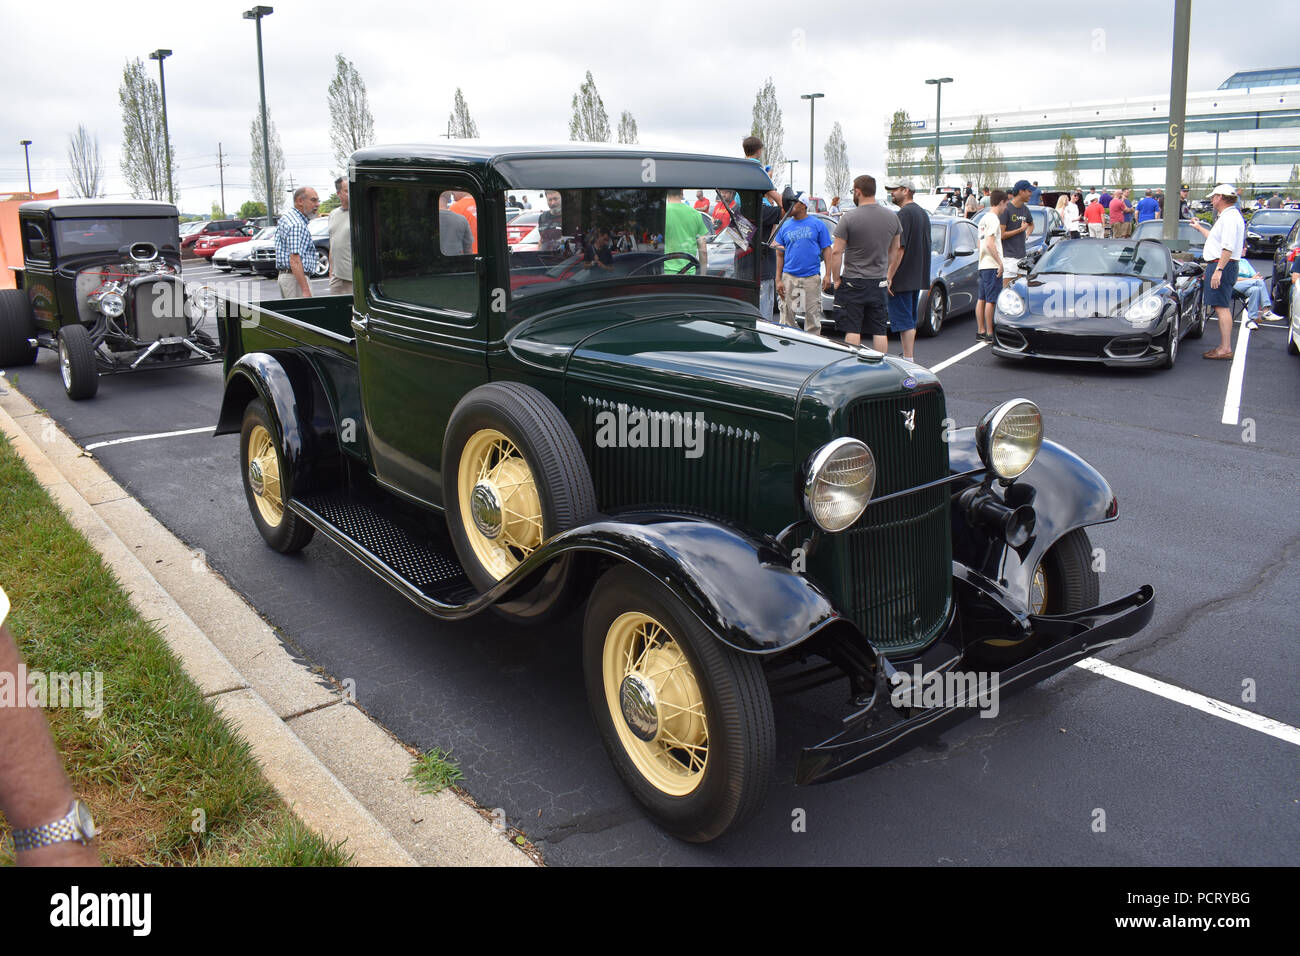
[1122,291,1164,326]
[803,438,876,532]
[976,399,1043,481]
[996,288,1025,317]
[99,291,125,318]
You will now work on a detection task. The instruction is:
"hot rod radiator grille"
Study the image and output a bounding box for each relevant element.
[579,396,759,518]
[840,389,952,651]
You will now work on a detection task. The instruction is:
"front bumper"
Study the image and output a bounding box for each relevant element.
[990,323,1170,367]
[795,578,1155,785]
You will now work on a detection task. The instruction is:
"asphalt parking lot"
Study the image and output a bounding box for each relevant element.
[3,256,1297,866]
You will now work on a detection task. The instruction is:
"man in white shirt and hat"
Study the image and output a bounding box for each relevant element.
[1190,183,1247,360]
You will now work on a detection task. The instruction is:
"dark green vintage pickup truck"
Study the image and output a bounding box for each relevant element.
[214,144,1154,842]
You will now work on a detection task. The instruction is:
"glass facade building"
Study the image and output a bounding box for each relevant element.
[900,69,1300,197]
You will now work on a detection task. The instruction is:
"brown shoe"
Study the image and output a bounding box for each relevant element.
[1202,348,1233,360]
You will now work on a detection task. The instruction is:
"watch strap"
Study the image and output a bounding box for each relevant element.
[10,802,91,852]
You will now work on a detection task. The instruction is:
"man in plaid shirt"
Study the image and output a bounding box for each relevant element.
[274,186,321,298]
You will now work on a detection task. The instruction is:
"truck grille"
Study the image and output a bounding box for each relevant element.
[579,396,759,518]
[836,388,952,652]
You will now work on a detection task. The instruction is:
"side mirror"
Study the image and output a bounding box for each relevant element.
[1050,227,1066,237]
[952,246,975,258]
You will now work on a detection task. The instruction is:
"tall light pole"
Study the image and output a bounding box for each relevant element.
[1162,0,1191,243]
[244,6,275,221]
[149,49,174,204]
[800,92,823,197]
[19,140,32,193]
[925,77,952,189]
[785,158,799,190]
[1211,129,1223,183]
[1099,135,1112,188]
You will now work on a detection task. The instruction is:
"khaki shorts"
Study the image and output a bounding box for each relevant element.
[277,273,305,298]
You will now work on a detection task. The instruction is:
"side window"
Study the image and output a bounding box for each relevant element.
[371,183,479,318]
[956,222,978,254]
[22,220,50,262]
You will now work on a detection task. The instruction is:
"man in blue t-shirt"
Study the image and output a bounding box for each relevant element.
[1136,189,1161,223]
[773,192,832,333]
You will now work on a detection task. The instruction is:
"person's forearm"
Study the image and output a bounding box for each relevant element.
[0,623,97,864]
[775,250,785,276]
[290,255,311,296]
[886,246,902,283]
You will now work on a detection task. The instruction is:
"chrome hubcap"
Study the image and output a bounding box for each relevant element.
[59,343,71,388]
[619,673,659,742]
[248,459,265,496]
[470,482,503,539]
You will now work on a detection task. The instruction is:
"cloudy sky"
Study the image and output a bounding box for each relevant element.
[0,0,1291,212]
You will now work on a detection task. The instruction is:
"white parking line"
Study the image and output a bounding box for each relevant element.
[84,426,214,452]
[1074,657,1300,747]
[929,341,987,373]
[1220,320,1252,425]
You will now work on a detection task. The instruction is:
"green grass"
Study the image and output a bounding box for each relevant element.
[0,434,351,867]
[405,748,463,794]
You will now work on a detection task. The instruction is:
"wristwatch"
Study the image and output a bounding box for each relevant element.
[10,799,97,852]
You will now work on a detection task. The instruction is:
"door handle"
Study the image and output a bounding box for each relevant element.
[350,314,369,336]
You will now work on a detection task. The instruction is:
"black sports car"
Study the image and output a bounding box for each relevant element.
[1245,209,1300,258]
[1270,219,1300,310]
[991,238,1205,370]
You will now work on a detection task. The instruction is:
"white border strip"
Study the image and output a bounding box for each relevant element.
[930,341,987,373]
[1074,657,1300,747]
[1220,321,1252,425]
[85,426,214,451]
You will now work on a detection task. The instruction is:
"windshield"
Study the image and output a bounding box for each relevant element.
[1031,208,1047,235]
[253,226,276,241]
[1250,210,1300,227]
[1031,239,1168,279]
[1132,220,1203,243]
[506,187,761,302]
[54,217,180,257]
[180,221,205,236]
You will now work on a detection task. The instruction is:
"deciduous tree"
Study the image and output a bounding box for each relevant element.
[118,59,177,201]
[250,107,287,216]
[448,88,479,138]
[823,121,850,200]
[569,71,611,142]
[1052,132,1080,191]
[963,115,1005,191]
[66,123,103,198]
[327,54,376,170]
[617,110,638,145]
[750,77,785,188]
[886,110,914,181]
[1112,137,1135,192]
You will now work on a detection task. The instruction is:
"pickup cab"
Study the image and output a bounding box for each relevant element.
[213,144,1154,842]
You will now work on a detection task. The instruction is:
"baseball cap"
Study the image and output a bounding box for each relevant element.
[792,191,811,207]
[884,179,914,192]
[1208,183,1237,199]
[1012,179,1033,193]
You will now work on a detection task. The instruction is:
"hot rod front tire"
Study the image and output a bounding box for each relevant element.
[442,382,596,623]
[583,564,774,843]
[0,289,38,367]
[239,399,315,553]
[57,325,98,400]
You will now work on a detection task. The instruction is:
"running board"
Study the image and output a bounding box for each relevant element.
[289,494,481,617]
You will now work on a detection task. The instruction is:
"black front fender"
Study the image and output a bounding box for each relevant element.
[948,427,1117,609]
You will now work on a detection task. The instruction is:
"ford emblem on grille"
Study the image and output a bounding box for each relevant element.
[902,376,918,389]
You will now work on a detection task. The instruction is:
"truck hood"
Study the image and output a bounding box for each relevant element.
[509,296,924,420]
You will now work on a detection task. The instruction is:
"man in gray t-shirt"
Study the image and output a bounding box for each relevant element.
[829,174,901,350]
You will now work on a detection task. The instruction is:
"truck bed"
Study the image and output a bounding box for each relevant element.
[220,293,357,370]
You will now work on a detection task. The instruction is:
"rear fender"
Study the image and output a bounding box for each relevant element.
[948,428,1117,609]
[215,351,341,494]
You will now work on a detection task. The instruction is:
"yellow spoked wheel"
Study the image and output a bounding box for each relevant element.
[1030,563,1048,615]
[246,423,284,527]
[602,611,709,796]
[583,565,773,842]
[456,428,544,581]
[239,399,314,554]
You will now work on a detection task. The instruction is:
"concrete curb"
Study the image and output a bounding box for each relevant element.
[0,379,534,867]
